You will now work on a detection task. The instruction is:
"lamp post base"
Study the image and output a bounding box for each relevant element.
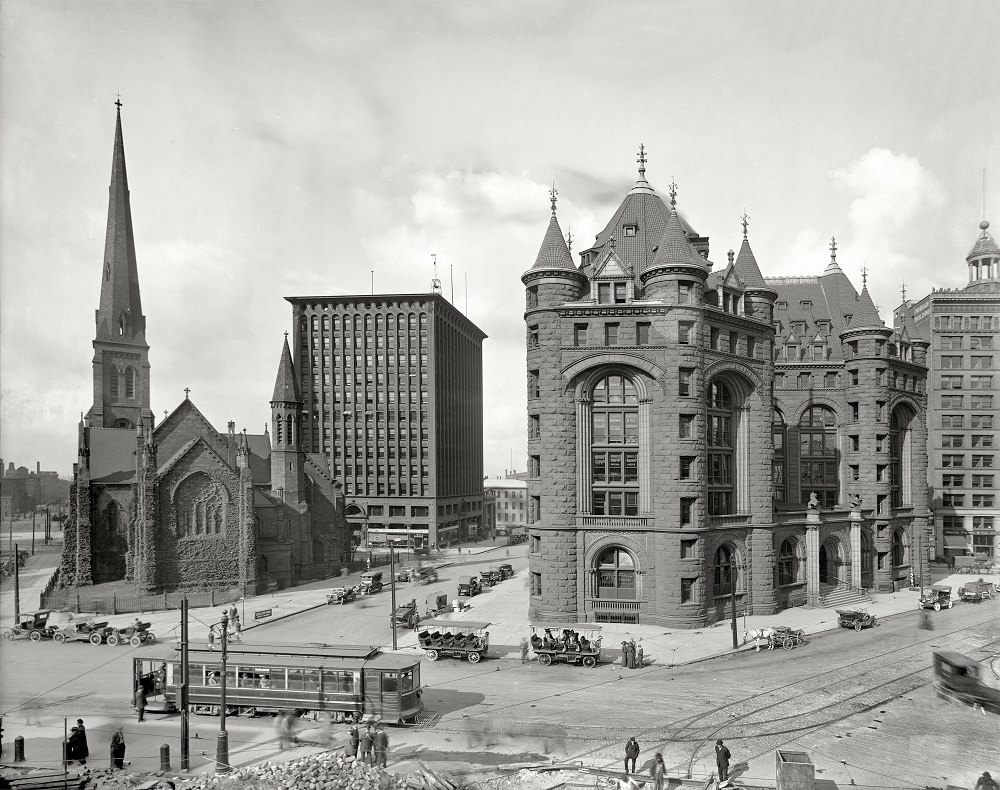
[215,730,230,773]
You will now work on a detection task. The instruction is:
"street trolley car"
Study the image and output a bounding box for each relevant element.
[133,642,422,724]
[933,650,1000,716]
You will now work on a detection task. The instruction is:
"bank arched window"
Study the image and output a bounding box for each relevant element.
[892,528,907,567]
[799,405,838,508]
[708,382,734,515]
[713,544,735,597]
[595,546,636,600]
[591,374,639,515]
[772,409,786,504]
[777,539,798,586]
[890,406,914,508]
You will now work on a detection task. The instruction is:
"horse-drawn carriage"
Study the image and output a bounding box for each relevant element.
[529,623,603,668]
[417,620,491,663]
[837,609,879,631]
[2,610,57,642]
[742,626,806,651]
[326,586,358,605]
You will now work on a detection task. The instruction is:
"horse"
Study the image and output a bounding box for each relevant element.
[742,627,777,651]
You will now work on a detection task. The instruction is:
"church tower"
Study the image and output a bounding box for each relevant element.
[270,334,305,510]
[87,102,153,431]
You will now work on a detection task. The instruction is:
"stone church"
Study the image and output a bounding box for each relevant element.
[62,105,350,594]
[523,151,931,628]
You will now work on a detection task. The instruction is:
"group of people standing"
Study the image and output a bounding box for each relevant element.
[621,736,732,788]
[620,639,643,669]
[207,605,242,649]
[65,719,127,771]
[346,718,389,768]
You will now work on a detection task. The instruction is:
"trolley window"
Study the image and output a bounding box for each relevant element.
[288,668,321,690]
[400,668,415,693]
[189,663,205,686]
[382,672,399,694]
[323,669,357,694]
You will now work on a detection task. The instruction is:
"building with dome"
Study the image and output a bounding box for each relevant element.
[895,220,1000,567]
[522,151,930,628]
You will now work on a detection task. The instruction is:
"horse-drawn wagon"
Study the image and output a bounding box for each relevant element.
[742,626,806,651]
[417,620,491,663]
[958,578,997,603]
[529,623,603,668]
[836,609,879,631]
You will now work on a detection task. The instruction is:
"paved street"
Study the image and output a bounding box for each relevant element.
[2,522,999,788]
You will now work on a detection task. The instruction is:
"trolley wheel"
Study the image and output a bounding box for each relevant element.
[89,633,103,645]
[3,630,15,641]
[240,707,257,717]
[29,630,42,642]
[467,651,481,664]
[107,634,120,646]
[538,653,553,666]
[53,631,67,644]
[425,649,439,661]
[582,655,597,668]
[130,635,142,648]
[933,602,941,612]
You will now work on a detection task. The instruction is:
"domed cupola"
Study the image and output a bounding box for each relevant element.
[522,185,588,307]
[965,219,1000,291]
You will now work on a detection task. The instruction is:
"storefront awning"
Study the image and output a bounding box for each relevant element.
[943,535,969,549]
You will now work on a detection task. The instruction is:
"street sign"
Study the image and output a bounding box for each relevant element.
[254,609,272,621]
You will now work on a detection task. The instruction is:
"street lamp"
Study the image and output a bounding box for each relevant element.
[211,613,231,773]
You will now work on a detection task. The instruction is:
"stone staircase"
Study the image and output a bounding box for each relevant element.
[820,583,872,609]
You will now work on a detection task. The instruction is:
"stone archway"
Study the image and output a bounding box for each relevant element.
[819,537,845,586]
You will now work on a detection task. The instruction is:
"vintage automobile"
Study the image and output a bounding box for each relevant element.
[418,620,491,663]
[958,578,996,603]
[326,586,358,605]
[498,563,515,580]
[359,571,384,595]
[919,583,954,611]
[836,609,879,631]
[529,623,603,668]
[425,592,451,617]
[394,566,417,583]
[457,576,481,597]
[53,619,112,644]
[479,568,502,587]
[106,620,156,647]
[2,610,57,642]
[934,650,1000,715]
[391,599,420,630]
[412,565,438,585]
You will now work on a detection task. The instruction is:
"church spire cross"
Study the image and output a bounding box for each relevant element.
[741,210,750,237]
[636,143,647,177]
[115,92,122,110]
[829,236,838,261]
[549,183,558,214]
[901,281,907,301]
[668,178,678,207]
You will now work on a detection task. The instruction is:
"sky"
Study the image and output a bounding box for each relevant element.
[2,1,999,478]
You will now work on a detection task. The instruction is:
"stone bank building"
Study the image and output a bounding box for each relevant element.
[523,158,930,628]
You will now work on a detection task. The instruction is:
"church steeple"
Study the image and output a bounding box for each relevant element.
[87,101,153,431]
[270,333,305,508]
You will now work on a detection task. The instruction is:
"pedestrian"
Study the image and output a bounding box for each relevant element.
[627,640,636,669]
[229,604,238,621]
[920,611,934,631]
[976,773,1000,790]
[110,726,126,769]
[624,736,639,774]
[231,613,242,642]
[347,720,360,758]
[208,626,216,651]
[358,722,373,764]
[650,752,666,790]
[373,724,389,768]
[621,641,630,669]
[520,637,530,664]
[636,641,644,668]
[715,739,731,784]
[75,720,89,763]
[135,686,147,723]
[68,726,88,765]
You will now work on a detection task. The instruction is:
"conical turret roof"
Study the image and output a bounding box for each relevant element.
[271,335,301,403]
[530,211,575,271]
[847,284,884,329]
[733,235,768,289]
[644,208,710,274]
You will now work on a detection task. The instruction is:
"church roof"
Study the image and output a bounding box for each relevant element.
[271,336,301,403]
[96,104,146,345]
[87,427,137,484]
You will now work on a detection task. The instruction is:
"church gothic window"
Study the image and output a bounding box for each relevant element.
[175,472,228,537]
[124,366,135,399]
[772,409,786,503]
[109,366,119,401]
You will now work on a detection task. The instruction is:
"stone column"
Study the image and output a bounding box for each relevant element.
[576,398,591,513]
[639,398,652,514]
[806,517,821,608]
[849,508,863,590]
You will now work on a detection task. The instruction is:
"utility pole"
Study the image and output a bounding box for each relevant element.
[31,511,35,555]
[729,559,739,650]
[180,598,190,770]
[389,544,398,650]
[13,543,20,626]
[215,612,230,773]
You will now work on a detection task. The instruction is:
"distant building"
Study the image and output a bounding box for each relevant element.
[0,461,67,516]
[895,220,1000,564]
[63,105,349,593]
[285,294,487,550]
[484,476,529,537]
[523,154,929,628]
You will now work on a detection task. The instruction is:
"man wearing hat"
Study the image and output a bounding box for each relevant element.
[715,739,731,784]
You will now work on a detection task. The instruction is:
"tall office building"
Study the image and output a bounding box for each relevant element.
[287,294,487,550]
[895,220,1000,564]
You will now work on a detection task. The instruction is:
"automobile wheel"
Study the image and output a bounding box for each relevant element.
[146,632,156,643]
[467,651,481,664]
[538,653,552,666]
[29,630,42,642]
[948,602,953,609]
[934,602,941,612]
[53,631,67,644]
[917,602,923,609]
[107,634,120,646]
[582,655,597,668]
[89,633,102,645]
[425,649,439,661]
[130,635,142,647]
[854,622,863,632]
[871,617,878,627]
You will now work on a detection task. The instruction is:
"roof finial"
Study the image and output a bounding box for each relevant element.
[668,177,678,207]
[861,265,869,287]
[901,281,907,301]
[549,183,558,214]
[829,236,838,262]
[115,92,122,110]
[184,387,190,400]
[566,228,573,253]
[741,210,750,238]
[283,330,288,340]
[636,143,647,178]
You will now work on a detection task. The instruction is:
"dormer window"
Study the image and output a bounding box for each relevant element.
[623,224,637,237]
[598,282,628,304]
[776,301,788,310]
[800,301,812,309]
